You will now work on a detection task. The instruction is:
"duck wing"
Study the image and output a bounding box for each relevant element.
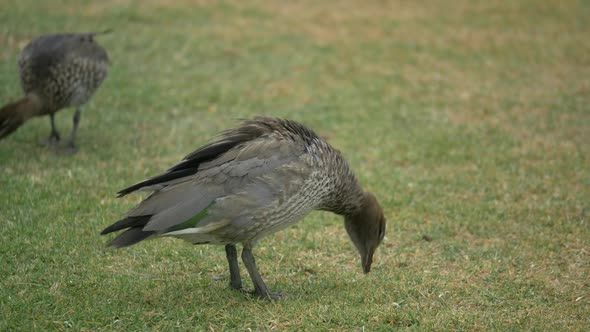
[103,123,307,246]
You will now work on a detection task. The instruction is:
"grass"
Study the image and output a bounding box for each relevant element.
[0,0,588,330]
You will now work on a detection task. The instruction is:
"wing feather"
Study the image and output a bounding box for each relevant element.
[104,118,315,245]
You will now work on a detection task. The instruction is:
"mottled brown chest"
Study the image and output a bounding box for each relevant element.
[19,56,108,113]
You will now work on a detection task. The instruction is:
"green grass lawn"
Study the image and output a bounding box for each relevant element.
[1,0,588,330]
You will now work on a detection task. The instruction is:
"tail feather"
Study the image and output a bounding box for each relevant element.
[107,228,155,248]
[95,28,113,36]
[86,29,113,42]
[101,215,155,248]
[87,29,113,39]
[100,215,152,235]
[0,95,42,140]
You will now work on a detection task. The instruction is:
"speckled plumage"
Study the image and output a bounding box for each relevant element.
[18,33,109,112]
[102,117,386,299]
[0,32,110,150]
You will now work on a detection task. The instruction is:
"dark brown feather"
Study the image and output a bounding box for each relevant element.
[100,215,152,235]
[107,228,155,248]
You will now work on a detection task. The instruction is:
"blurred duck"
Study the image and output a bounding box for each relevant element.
[0,31,110,152]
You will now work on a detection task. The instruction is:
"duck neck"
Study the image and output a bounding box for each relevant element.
[320,161,365,216]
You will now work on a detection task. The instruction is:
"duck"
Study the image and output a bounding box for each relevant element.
[0,31,110,152]
[101,117,386,299]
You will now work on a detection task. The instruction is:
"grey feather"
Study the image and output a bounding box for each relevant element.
[127,138,303,233]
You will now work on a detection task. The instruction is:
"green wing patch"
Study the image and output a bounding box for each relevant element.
[167,202,216,232]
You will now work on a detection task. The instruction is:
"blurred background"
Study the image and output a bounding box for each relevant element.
[0,0,588,330]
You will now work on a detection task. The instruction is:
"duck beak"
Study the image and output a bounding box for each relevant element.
[361,247,375,274]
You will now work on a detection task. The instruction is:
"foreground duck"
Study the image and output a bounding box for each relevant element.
[101,117,386,299]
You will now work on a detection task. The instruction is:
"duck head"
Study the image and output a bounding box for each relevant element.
[344,191,386,273]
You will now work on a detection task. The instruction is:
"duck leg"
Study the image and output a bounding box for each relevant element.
[64,107,81,153]
[241,245,286,300]
[40,113,60,145]
[225,244,243,290]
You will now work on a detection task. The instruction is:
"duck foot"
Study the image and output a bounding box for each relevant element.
[39,133,60,146]
[240,246,288,300]
[40,114,60,146]
[239,288,288,300]
[60,142,79,154]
